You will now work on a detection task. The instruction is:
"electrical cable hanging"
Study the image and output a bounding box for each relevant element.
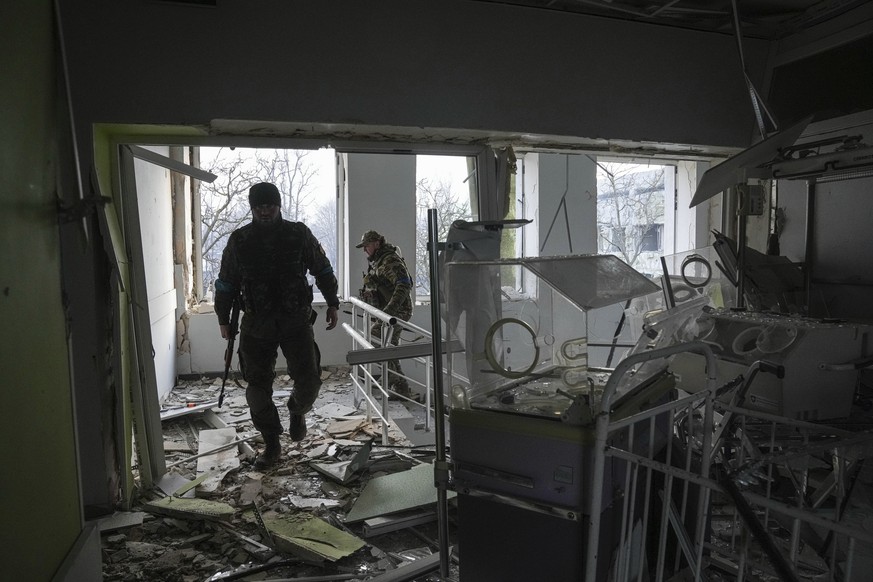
[731,0,779,139]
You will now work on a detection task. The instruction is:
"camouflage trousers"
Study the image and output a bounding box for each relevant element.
[370,321,409,393]
[238,312,321,437]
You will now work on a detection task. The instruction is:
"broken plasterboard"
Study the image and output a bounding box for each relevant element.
[345,461,455,523]
[95,511,146,533]
[310,439,373,485]
[155,472,196,498]
[362,508,437,537]
[281,495,342,509]
[159,400,218,421]
[201,409,255,459]
[313,402,359,419]
[263,515,365,562]
[143,496,236,522]
[326,417,371,438]
[196,427,240,494]
[239,475,264,506]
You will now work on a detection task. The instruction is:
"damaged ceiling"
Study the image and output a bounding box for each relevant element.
[472,0,870,40]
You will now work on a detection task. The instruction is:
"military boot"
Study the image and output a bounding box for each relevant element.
[388,379,414,401]
[254,434,281,470]
[289,413,307,442]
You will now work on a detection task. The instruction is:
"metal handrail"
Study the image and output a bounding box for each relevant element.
[341,322,374,350]
[348,296,397,326]
[344,296,442,442]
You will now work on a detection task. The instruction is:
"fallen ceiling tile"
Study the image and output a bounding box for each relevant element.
[326,418,370,437]
[362,509,437,537]
[281,494,342,509]
[143,496,236,522]
[264,514,365,562]
[391,417,435,447]
[344,462,455,523]
[163,440,193,452]
[196,428,241,494]
[238,476,263,506]
[160,401,218,421]
[96,510,146,533]
[155,472,197,498]
[310,438,373,485]
[314,402,359,418]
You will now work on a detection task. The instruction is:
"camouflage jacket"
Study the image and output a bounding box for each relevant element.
[214,220,339,325]
[360,242,413,320]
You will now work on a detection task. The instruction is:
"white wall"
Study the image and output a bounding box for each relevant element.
[519,153,540,259]
[672,160,713,252]
[520,152,644,367]
[180,296,437,375]
[345,153,418,298]
[536,153,598,255]
[134,149,178,401]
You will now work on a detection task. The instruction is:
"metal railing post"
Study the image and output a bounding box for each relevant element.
[428,209,451,579]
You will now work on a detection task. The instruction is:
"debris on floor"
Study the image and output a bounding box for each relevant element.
[100,366,457,581]
[143,496,236,522]
[345,462,457,524]
[264,513,366,561]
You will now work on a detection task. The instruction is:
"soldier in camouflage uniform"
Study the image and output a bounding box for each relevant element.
[215,182,340,470]
[356,230,415,399]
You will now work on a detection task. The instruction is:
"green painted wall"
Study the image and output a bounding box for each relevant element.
[0,2,83,579]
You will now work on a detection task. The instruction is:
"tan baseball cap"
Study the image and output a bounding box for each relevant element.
[355,230,384,248]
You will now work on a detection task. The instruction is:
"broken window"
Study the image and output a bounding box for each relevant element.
[197,148,479,305]
[414,155,477,298]
[639,223,663,252]
[198,146,337,303]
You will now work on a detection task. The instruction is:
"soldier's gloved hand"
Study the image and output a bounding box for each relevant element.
[325,306,339,330]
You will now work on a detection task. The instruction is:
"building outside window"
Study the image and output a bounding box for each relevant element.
[596,160,667,277]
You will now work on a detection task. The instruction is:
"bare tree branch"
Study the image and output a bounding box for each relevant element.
[596,162,665,270]
[254,149,318,222]
[198,148,322,294]
[415,177,471,294]
[308,199,338,268]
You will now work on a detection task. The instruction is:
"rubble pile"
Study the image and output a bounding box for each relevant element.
[100,367,456,581]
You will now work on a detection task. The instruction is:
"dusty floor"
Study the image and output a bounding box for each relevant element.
[100,367,458,581]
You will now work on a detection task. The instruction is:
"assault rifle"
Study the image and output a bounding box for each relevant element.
[218,294,241,408]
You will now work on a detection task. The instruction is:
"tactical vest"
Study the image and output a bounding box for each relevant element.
[361,246,413,320]
[235,222,312,315]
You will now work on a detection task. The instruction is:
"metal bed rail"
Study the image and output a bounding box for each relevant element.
[582,341,873,581]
